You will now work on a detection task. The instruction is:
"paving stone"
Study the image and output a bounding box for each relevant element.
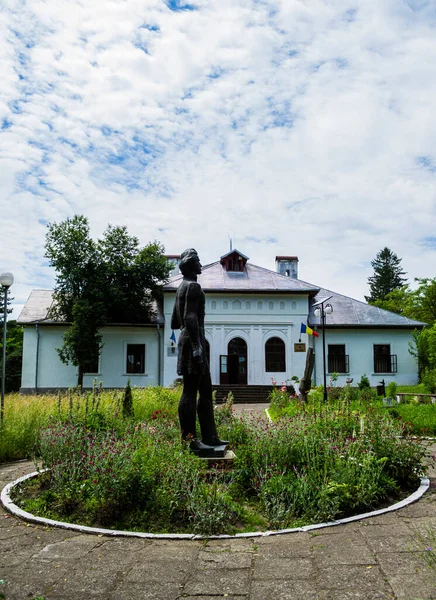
[183,566,251,595]
[251,578,318,599]
[50,563,122,596]
[310,533,377,566]
[1,561,71,599]
[198,548,253,568]
[317,591,394,599]
[253,555,314,579]
[376,550,432,575]
[359,522,414,538]
[387,571,436,599]
[316,564,392,592]
[108,581,189,600]
[182,597,247,600]
[0,544,42,567]
[256,533,313,557]
[364,535,415,554]
[125,558,193,584]
[204,538,258,553]
[33,534,104,560]
[409,515,436,535]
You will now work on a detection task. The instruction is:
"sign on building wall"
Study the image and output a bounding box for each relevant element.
[294,343,306,352]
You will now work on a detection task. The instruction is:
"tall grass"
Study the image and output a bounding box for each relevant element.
[0,386,181,463]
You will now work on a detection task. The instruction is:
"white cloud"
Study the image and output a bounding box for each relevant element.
[1,0,436,317]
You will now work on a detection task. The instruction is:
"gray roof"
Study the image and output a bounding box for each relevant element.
[17,290,164,326]
[309,287,426,329]
[17,290,56,324]
[164,261,320,294]
[19,262,425,330]
[165,260,425,329]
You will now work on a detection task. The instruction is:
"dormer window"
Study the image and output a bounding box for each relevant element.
[220,249,249,272]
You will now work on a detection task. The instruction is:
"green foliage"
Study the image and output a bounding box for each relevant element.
[13,387,426,535]
[0,286,14,325]
[408,278,436,326]
[421,369,436,394]
[268,381,298,409]
[44,215,171,385]
[0,386,180,462]
[371,285,412,315]
[386,381,398,399]
[0,320,23,392]
[122,379,134,418]
[387,403,436,436]
[409,323,436,382]
[358,373,371,390]
[365,247,407,304]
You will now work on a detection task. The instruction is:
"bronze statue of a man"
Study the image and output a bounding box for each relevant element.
[171,248,227,455]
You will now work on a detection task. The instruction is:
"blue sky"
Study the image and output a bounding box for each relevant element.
[1,0,436,316]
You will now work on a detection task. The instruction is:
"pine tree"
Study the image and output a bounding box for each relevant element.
[365,247,407,304]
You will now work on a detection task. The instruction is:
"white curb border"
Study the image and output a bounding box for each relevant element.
[1,469,430,541]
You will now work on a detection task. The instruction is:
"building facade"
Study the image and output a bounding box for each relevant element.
[18,251,424,393]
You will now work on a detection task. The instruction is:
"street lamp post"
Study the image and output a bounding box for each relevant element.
[313,296,333,403]
[1,272,14,422]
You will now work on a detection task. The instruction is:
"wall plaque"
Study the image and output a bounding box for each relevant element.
[294,343,306,352]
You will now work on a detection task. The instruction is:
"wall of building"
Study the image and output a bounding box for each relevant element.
[312,328,419,388]
[20,324,161,392]
[163,292,310,386]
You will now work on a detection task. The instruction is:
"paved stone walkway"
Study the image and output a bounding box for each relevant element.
[1,406,436,599]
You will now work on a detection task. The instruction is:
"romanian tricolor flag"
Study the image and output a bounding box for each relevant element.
[300,323,319,338]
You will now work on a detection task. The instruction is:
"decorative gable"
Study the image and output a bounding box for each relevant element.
[220,249,249,272]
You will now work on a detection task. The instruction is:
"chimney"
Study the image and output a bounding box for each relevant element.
[275,256,298,279]
[165,255,181,277]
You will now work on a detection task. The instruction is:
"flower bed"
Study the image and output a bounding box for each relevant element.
[10,387,427,536]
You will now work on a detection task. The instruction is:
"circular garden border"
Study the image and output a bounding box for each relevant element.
[1,469,430,540]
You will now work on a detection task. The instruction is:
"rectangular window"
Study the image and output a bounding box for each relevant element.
[126,344,145,374]
[328,345,349,373]
[373,344,397,373]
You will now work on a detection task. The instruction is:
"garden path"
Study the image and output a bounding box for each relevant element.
[1,416,436,599]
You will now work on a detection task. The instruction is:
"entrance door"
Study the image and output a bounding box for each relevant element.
[227,337,248,385]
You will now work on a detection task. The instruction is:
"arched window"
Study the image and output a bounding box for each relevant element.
[265,337,286,372]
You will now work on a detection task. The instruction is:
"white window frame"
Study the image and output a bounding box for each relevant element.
[124,342,147,376]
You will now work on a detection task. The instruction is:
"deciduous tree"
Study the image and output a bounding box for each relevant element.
[45,215,171,386]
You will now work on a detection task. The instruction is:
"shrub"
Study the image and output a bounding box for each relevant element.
[358,374,371,390]
[422,369,436,394]
[386,381,398,399]
[122,379,134,418]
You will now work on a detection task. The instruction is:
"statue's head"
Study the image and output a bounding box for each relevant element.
[179,248,201,275]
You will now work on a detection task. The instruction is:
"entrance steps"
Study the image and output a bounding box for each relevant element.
[212,385,274,404]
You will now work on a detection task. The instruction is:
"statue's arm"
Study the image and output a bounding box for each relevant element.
[184,283,203,361]
[171,300,180,330]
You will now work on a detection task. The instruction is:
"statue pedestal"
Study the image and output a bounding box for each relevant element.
[190,443,229,458]
[200,450,236,464]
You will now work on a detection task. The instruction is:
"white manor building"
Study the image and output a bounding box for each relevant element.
[18,250,425,395]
